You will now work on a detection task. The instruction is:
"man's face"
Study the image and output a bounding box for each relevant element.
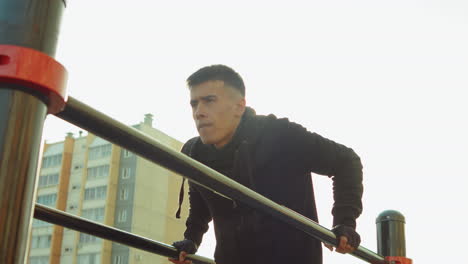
[190,80,245,148]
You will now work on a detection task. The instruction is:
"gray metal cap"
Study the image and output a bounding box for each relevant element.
[376,210,405,224]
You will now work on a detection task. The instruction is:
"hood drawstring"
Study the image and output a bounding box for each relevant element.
[175,178,186,219]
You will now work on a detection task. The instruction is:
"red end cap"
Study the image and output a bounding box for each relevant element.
[385,256,413,264]
[0,45,68,114]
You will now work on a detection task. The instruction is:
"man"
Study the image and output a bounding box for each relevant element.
[170,65,363,264]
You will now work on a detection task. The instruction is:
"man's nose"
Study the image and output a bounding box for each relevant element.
[194,104,206,119]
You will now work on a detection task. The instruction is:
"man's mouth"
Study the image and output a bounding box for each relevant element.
[198,123,212,130]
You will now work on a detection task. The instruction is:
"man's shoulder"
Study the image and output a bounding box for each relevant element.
[244,113,303,151]
[251,112,297,134]
[249,113,316,155]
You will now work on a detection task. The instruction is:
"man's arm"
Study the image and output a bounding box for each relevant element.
[170,182,212,264]
[183,181,213,246]
[278,119,363,251]
[170,139,213,263]
[279,120,363,225]
[177,138,213,246]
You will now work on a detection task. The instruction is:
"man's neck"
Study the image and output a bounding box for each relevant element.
[213,119,242,149]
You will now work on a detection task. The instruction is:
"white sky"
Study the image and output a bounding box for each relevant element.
[45,0,468,263]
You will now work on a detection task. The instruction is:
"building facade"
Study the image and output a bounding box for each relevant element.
[29,114,189,264]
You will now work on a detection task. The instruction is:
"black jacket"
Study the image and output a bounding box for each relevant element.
[181,108,363,264]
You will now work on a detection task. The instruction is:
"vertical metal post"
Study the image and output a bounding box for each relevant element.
[376,210,406,257]
[0,0,66,263]
[376,210,412,264]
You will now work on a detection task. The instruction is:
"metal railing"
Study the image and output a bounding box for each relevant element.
[42,96,387,264]
[34,204,214,264]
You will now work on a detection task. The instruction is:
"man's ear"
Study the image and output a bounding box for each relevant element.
[235,97,246,117]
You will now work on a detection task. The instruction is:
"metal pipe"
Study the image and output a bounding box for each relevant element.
[0,88,47,264]
[0,1,65,263]
[0,0,65,57]
[34,204,215,264]
[56,96,386,264]
[376,210,407,257]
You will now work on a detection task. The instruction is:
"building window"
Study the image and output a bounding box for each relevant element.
[117,209,127,223]
[31,235,52,249]
[87,165,110,180]
[84,186,107,200]
[32,219,51,227]
[119,188,129,200]
[121,168,131,179]
[113,255,129,264]
[42,154,62,168]
[123,149,132,158]
[81,207,105,222]
[37,193,57,206]
[30,256,49,264]
[38,173,59,187]
[79,233,101,244]
[77,253,101,264]
[88,144,112,160]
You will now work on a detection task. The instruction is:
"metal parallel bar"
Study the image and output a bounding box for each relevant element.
[55,96,386,264]
[34,204,215,264]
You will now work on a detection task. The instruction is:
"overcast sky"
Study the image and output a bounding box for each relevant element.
[45,0,468,263]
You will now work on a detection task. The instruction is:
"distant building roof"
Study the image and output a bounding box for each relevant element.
[44,142,64,156]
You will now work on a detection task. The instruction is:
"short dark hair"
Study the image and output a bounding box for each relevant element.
[186,65,245,97]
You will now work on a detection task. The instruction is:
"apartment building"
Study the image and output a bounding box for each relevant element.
[29,114,189,264]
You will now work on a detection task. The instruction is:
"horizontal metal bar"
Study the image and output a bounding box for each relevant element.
[34,204,215,264]
[55,96,386,264]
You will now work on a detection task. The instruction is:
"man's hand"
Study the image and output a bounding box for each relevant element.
[324,225,361,254]
[168,239,198,264]
[169,251,192,264]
